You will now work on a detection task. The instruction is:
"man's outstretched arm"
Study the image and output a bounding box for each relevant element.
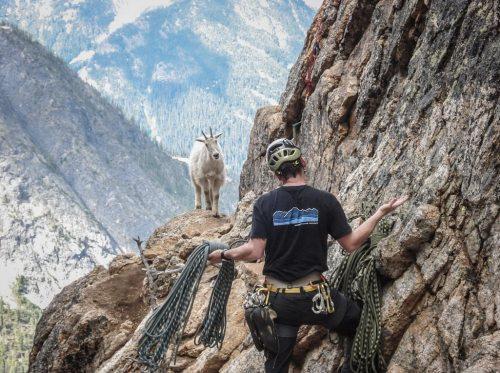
[338,196,408,253]
[208,238,266,265]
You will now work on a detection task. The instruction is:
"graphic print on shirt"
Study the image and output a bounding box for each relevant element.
[273,207,319,226]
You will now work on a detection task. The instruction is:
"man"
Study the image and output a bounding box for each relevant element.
[209,138,407,372]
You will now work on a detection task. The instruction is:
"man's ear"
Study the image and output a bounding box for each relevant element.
[196,138,205,143]
[275,172,286,183]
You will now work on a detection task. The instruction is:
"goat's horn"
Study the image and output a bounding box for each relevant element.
[201,130,208,139]
[209,127,213,137]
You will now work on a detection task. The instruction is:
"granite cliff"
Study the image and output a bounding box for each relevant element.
[29,0,498,371]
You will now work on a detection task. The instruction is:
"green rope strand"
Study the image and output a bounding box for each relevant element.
[137,241,235,370]
[330,229,387,373]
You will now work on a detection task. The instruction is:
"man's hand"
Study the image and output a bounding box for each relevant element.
[207,239,266,264]
[377,195,409,216]
[208,249,223,265]
[338,195,409,253]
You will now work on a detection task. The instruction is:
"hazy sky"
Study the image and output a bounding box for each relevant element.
[304,0,322,10]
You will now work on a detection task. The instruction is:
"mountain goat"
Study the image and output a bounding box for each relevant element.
[189,128,225,217]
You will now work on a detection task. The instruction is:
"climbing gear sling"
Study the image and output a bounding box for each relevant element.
[244,285,280,354]
[136,241,235,369]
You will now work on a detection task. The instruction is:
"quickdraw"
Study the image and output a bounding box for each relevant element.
[311,281,335,314]
[244,285,271,308]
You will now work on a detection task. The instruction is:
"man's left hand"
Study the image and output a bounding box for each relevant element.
[378,195,409,216]
[208,250,223,265]
[379,196,408,216]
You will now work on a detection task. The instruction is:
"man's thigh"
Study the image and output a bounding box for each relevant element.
[327,290,361,337]
[264,324,299,373]
[269,292,317,325]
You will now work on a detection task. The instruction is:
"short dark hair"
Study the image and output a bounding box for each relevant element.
[277,159,303,180]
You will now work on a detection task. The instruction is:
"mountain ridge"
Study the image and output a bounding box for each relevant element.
[0,23,192,307]
[0,0,315,191]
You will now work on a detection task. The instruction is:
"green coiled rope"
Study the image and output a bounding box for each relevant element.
[137,241,235,370]
[330,224,390,373]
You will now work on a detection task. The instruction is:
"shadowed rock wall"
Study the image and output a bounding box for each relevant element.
[239,0,499,370]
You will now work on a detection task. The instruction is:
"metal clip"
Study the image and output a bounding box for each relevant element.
[311,283,335,314]
[312,289,327,314]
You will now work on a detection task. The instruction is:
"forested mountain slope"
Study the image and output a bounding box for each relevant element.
[0,24,192,308]
[0,0,315,187]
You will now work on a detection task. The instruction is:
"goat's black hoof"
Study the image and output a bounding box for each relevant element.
[213,213,220,218]
[195,206,201,210]
[206,206,212,211]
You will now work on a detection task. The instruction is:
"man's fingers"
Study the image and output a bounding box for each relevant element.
[382,196,409,213]
[208,250,222,264]
[395,195,409,206]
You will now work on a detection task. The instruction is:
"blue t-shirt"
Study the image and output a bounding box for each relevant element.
[250,185,351,282]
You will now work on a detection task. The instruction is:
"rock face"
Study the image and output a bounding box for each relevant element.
[30,0,498,372]
[240,0,499,370]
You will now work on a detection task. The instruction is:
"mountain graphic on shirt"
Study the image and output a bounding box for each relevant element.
[273,207,319,226]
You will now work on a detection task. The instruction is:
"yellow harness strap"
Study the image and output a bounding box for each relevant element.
[264,283,320,294]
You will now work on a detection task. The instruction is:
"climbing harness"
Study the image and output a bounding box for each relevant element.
[244,277,336,355]
[136,241,236,370]
[330,220,392,373]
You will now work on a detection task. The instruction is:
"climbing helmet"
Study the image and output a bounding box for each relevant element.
[266,138,302,173]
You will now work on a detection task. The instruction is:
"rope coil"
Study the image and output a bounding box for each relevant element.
[137,241,236,370]
[330,237,384,373]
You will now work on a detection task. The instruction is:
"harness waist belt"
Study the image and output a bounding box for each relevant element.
[265,272,322,288]
[264,283,321,294]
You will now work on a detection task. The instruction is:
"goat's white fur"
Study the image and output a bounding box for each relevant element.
[189,136,225,217]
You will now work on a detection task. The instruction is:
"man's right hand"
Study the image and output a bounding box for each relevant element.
[338,195,409,252]
[208,250,223,265]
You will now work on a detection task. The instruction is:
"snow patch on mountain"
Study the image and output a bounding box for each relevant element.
[98,0,178,41]
[304,0,323,10]
[70,49,95,64]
